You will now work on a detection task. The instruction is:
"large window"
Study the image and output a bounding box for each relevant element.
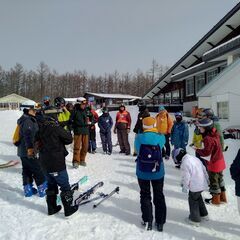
[186,77,194,96]
[207,68,218,83]
[217,101,229,120]
[195,73,205,93]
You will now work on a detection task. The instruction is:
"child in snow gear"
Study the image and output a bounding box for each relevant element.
[98,107,113,155]
[135,116,166,231]
[17,106,47,197]
[133,104,150,156]
[155,105,173,160]
[114,104,131,155]
[38,108,78,216]
[171,112,189,167]
[195,118,227,205]
[70,98,89,168]
[173,148,209,226]
[230,149,240,214]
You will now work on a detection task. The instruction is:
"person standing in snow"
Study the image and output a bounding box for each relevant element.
[70,97,89,168]
[135,116,166,232]
[195,118,227,205]
[17,106,47,197]
[114,104,131,155]
[230,149,240,215]
[37,108,78,217]
[155,105,173,160]
[98,107,113,155]
[133,104,150,156]
[171,112,189,167]
[173,148,209,227]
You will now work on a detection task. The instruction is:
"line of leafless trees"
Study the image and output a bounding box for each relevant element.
[0,60,169,102]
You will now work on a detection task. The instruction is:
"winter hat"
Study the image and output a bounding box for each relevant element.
[142,116,156,129]
[77,97,87,104]
[203,108,214,119]
[198,118,213,128]
[172,148,186,165]
[159,105,165,112]
[174,112,182,117]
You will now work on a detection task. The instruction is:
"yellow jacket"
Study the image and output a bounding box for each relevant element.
[156,110,173,134]
[192,129,203,148]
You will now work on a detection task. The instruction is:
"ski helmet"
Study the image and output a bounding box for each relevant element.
[43,96,51,106]
[54,97,66,107]
[203,108,214,119]
[198,118,213,131]
[76,97,87,104]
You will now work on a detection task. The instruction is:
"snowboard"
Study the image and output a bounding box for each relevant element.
[0,160,20,169]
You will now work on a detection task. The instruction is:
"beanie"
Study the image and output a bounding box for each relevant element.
[142,116,156,129]
[198,118,213,127]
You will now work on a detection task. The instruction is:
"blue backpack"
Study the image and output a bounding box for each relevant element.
[138,144,162,172]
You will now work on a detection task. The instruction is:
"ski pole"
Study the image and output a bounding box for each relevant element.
[93,186,120,208]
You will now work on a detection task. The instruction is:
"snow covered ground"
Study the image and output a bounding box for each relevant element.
[0,106,240,240]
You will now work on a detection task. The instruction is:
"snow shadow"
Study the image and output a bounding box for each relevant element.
[0,140,13,147]
[0,180,45,214]
[0,154,19,161]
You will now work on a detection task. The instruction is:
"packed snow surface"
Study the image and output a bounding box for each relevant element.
[0,106,240,240]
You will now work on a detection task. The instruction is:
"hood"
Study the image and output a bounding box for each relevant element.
[143,127,158,133]
[17,114,29,125]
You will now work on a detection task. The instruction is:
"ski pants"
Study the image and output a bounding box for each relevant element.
[208,171,225,195]
[46,170,71,193]
[162,134,171,157]
[73,134,89,163]
[88,127,97,152]
[20,157,46,186]
[188,191,208,222]
[117,128,130,154]
[138,178,166,224]
[100,131,112,153]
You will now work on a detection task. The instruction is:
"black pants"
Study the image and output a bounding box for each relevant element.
[100,131,112,153]
[21,157,46,186]
[117,129,130,154]
[162,134,170,157]
[138,178,166,224]
[88,128,97,152]
[188,191,208,222]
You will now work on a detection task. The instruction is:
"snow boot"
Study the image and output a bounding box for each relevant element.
[211,194,221,205]
[46,190,62,215]
[23,184,33,197]
[60,190,78,217]
[37,181,47,198]
[141,221,152,231]
[156,223,163,232]
[220,191,227,203]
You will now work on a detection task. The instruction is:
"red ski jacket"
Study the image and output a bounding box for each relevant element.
[115,110,131,129]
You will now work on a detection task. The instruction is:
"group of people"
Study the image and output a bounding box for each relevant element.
[14,97,240,231]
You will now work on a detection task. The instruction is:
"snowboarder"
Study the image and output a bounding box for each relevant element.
[155,105,173,160]
[38,108,78,217]
[171,112,189,168]
[98,107,113,155]
[135,116,166,232]
[195,118,227,205]
[230,149,240,215]
[114,104,131,155]
[173,148,209,227]
[17,106,47,197]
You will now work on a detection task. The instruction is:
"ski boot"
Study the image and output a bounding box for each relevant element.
[37,181,47,197]
[46,189,62,215]
[60,190,78,217]
[23,184,33,197]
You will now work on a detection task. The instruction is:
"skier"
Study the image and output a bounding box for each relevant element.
[17,105,47,197]
[195,118,227,205]
[133,104,150,156]
[135,116,166,232]
[114,104,131,155]
[155,105,173,160]
[38,108,78,217]
[171,112,189,168]
[70,97,89,168]
[173,148,209,227]
[98,107,113,155]
[230,149,240,215]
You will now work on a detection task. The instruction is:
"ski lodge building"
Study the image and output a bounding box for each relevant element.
[143,3,240,129]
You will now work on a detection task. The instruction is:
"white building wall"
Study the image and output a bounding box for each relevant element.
[183,101,198,116]
[198,97,211,108]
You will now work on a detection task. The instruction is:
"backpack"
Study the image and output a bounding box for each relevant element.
[12,124,21,146]
[138,144,162,172]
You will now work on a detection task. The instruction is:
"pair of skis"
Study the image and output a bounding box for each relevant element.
[0,160,20,169]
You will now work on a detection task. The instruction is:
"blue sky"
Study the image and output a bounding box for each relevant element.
[0,0,239,75]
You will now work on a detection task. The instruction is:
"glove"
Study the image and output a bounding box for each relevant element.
[127,128,130,134]
[182,187,188,194]
[113,128,117,134]
[27,148,35,159]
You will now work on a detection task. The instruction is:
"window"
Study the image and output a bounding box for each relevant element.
[217,101,229,120]
[195,73,205,93]
[186,77,194,96]
[219,65,227,73]
[207,68,218,83]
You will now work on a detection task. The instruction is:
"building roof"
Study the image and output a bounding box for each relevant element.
[85,92,141,100]
[143,2,240,99]
[0,93,33,103]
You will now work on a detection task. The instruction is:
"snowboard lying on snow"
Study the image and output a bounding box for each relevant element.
[0,160,20,169]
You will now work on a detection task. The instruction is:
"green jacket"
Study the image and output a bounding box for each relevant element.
[214,121,224,151]
[71,108,89,135]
